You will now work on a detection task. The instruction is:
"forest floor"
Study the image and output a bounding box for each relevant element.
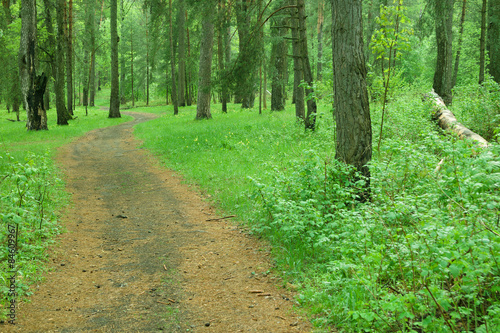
[2,112,311,332]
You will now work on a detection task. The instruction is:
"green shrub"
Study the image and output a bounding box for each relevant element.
[249,137,500,332]
[0,152,65,321]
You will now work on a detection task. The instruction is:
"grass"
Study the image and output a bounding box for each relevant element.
[133,102,336,220]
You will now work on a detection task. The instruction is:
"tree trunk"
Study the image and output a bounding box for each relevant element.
[488,0,500,83]
[433,0,454,105]
[218,0,227,112]
[119,0,126,104]
[479,0,487,84]
[89,0,96,106]
[196,4,216,120]
[316,0,324,81]
[145,7,150,106]
[291,2,305,120]
[20,0,48,130]
[186,17,193,106]
[270,11,287,111]
[332,0,372,201]
[56,0,70,125]
[236,0,257,108]
[177,0,186,107]
[130,29,134,107]
[297,0,317,130]
[109,0,121,118]
[452,0,467,88]
[426,91,489,147]
[169,0,178,115]
[65,0,74,115]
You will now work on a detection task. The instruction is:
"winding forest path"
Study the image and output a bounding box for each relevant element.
[5,112,310,332]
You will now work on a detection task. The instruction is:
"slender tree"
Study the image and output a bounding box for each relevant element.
[196,3,216,120]
[56,0,71,125]
[316,0,324,81]
[109,0,121,118]
[130,28,135,107]
[235,0,258,108]
[65,0,74,115]
[488,0,500,83]
[433,0,454,105]
[452,0,467,88]
[479,0,487,84]
[177,0,187,107]
[332,0,372,200]
[270,3,287,111]
[89,5,96,107]
[169,0,178,115]
[297,0,317,130]
[290,3,305,120]
[3,0,21,120]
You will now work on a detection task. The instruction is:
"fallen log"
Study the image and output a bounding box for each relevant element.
[425,90,489,148]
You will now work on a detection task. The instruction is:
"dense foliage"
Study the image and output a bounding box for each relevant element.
[0,153,64,320]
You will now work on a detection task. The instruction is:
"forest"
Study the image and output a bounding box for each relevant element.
[1,0,500,332]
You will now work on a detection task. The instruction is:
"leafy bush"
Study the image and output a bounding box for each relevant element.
[250,138,500,332]
[0,152,64,321]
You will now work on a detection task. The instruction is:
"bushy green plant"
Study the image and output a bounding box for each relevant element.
[0,152,65,321]
[249,136,500,332]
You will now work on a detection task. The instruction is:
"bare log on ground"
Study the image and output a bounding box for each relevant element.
[425,90,489,147]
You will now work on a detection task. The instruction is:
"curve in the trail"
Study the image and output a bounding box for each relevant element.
[4,111,310,333]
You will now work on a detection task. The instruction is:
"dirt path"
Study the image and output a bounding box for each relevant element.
[3,112,311,332]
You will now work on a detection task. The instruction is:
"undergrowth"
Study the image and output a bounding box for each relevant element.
[136,89,500,332]
[0,152,66,321]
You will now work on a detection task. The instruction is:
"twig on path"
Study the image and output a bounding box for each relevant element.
[206,215,236,222]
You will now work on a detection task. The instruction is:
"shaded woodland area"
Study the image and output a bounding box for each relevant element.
[2,0,500,173]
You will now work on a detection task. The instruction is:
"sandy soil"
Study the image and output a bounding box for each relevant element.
[1,112,312,333]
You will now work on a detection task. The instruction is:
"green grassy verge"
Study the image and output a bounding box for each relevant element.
[135,92,500,332]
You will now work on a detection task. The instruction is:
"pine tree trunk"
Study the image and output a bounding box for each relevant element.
[186,20,193,106]
[236,0,257,109]
[145,7,150,106]
[488,0,500,83]
[169,0,178,114]
[433,0,454,105]
[332,0,372,200]
[65,0,73,115]
[291,2,305,120]
[56,0,70,125]
[109,0,121,118]
[196,4,216,120]
[20,0,48,130]
[270,10,287,111]
[177,0,186,107]
[130,29,134,107]
[89,0,96,106]
[297,0,317,130]
[452,0,467,88]
[316,0,324,81]
[119,0,126,104]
